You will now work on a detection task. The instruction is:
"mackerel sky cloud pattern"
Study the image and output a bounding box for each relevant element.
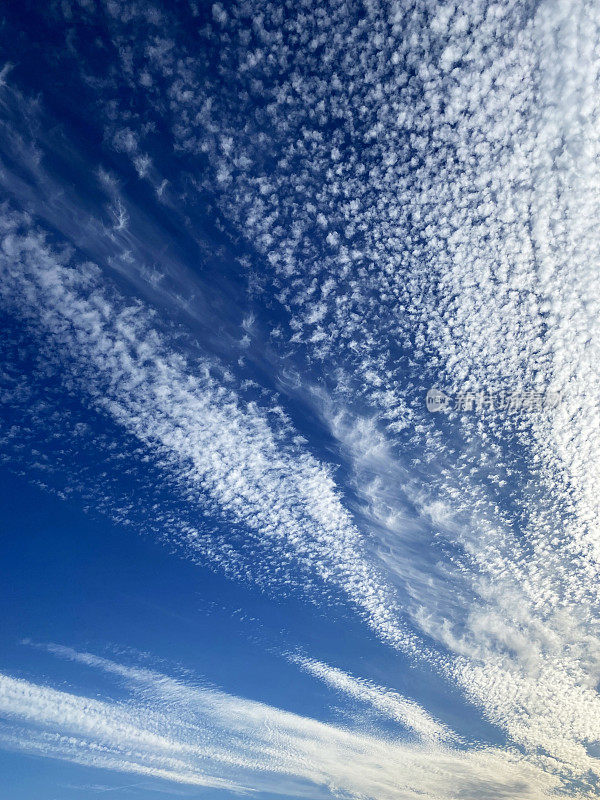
[1,1,600,799]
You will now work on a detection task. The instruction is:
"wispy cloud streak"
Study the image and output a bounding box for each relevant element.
[0,648,569,800]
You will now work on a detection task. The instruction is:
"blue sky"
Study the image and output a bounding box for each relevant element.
[1,1,600,798]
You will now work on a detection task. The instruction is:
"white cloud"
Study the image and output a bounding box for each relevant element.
[292,655,457,745]
[0,206,418,661]
[0,647,570,800]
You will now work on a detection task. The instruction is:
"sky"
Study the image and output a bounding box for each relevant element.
[1,0,600,798]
